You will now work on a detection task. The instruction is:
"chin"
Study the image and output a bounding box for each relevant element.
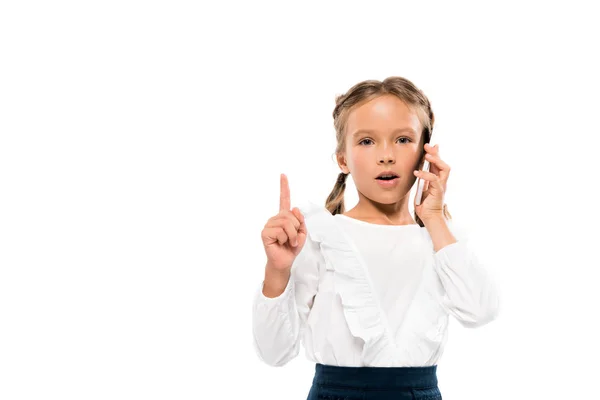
[368,194,400,206]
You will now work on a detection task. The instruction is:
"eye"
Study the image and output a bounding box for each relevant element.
[358,137,410,145]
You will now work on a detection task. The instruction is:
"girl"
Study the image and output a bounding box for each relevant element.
[252,76,500,400]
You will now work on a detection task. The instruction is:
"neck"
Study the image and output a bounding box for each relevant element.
[348,192,415,225]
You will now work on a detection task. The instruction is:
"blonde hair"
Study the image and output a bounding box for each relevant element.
[325,76,452,226]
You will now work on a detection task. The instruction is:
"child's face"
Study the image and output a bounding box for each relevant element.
[337,94,424,205]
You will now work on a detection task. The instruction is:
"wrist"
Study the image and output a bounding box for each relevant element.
[265,261,292,277]
[423,216,457,252]
[421,214,446,227]
[263,263,291,298]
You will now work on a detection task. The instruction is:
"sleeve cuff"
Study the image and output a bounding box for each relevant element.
[256,274,294,303]
[434,239,466,259]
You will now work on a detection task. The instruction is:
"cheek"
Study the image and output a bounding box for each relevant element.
[348,152,368,175]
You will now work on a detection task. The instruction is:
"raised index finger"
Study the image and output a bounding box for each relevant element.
[280,173,291,211]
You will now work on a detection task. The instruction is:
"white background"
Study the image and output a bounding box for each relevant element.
[1,1,599,399]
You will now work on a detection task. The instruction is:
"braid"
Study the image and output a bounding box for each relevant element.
[325,172,348,215]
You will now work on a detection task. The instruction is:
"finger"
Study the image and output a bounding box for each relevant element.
[424,143,436,154]
[416,171,445,199]
[424,153,450,180]
[424,144,442,171]
[424,152,449,170]
[413,170,443,188]
[414,169,439,180]
[292,208,308,247]
[277,218,299,247]
[279,173,291,211]
[425,142,439,152]
[291,207,305,226]
[266,216,300,247]
[425,152,448,168]
[262,227,289,246]
[271,210,301,231]
[292,207,306,227]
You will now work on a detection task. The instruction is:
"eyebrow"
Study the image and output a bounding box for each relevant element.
[351,128,417,138]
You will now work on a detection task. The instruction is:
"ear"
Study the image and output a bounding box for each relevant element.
[336,153,350,174]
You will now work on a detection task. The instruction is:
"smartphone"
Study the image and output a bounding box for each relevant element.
[415,149,431,206]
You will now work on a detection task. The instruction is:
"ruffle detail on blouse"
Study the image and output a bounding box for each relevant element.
[297,201,398,366]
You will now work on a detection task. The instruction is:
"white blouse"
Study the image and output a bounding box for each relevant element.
[252,201,500,367]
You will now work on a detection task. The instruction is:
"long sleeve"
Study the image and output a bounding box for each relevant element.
[433,223,501,328]
[252,235,321,366]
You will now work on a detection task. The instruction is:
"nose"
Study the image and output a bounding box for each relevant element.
[378,147,395,165]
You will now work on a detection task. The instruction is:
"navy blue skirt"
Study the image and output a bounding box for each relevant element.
[307,363,442,400]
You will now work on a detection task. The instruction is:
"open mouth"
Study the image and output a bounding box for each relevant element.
[375,174,399,188]
[376,174,398,181]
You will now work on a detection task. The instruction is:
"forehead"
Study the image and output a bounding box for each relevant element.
[345,94,421,134]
